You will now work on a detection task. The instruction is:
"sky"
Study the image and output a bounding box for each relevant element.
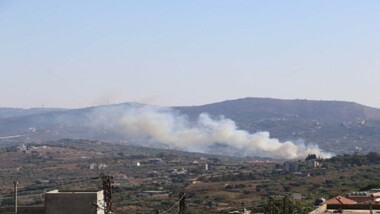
[0,0,379,109]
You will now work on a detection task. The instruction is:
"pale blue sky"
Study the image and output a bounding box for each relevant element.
[0,1,379,108]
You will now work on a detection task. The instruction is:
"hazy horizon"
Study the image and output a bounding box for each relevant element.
[1,96,380,110]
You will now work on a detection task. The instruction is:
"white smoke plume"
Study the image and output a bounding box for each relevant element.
[95,104,333,160]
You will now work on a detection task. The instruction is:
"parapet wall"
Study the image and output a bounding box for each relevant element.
[0,206,44,214]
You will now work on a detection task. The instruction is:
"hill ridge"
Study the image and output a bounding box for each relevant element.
[1,97,380,155]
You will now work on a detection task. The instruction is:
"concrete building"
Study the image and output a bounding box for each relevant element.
[309,204,380,214]
[347,191,380,204]
[307,160,321,168]
[45,190,104,214]
[0,190,104,214]
[284,161,299,172]
[0,207,44,214]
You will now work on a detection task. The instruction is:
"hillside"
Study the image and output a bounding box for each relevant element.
[0,107,64,119]
[1,138,380,213]
[176,98,380,153]
[176,97,380,122]
[1,98,380,155]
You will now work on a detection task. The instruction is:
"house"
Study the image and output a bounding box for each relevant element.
[89,163,107,170]
[170,168,187,175]
[228,208,251,214]
[323,196,357,205]
[284,161,299,172]
[307,160,321,168]
[347,190,380,204]
[311,194,380,213]
[113,172,128,179]
[189,178,202,184]
[147,158,166,165]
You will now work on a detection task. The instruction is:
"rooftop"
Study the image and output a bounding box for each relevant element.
[324,196,357,205]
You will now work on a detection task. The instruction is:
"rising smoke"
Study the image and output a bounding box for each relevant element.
[92,104,332,160]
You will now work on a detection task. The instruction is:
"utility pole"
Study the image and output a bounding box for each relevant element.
[178,192,186,214]
[13,180,19,213]
[101,174,114,214]
[283,196,287,214]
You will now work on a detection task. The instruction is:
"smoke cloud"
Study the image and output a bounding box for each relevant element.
[93,104,332,160]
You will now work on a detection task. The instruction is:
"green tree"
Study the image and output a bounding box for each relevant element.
[259,197,313,214]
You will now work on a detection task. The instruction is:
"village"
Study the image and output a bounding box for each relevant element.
[1,140,380,213]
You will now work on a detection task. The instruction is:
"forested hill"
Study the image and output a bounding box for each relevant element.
[1,97,380,154]
[176,98,380,153]
[175,97,380,122]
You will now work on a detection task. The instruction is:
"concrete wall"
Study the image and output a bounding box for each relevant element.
[0,206,44,214]
[44,190,104,214]
[347,196,374,203]
[309,204,326,214]
[327,203,380,210]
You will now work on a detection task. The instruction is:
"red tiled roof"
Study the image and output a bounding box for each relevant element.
[324,196,357,205]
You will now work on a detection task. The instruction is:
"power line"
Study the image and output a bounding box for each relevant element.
[160,193,186,214]
[0,176,99,198]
